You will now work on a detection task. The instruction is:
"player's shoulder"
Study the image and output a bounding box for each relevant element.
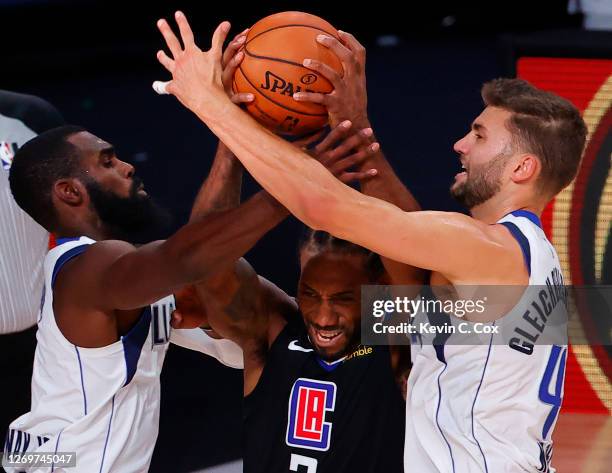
[51,240,139,312]
[447,216,530,285]
[56,239,137,282]
[444,211,524,258]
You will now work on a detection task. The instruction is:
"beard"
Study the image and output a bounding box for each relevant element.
[450,152,511,209]
[84,176,172,244]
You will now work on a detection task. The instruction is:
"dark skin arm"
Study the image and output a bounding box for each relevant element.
[173,125,379,395]
[296,31,425,287]
[169,27,380,394]
[294,31,423,384]
[172,30,294,362]
[53,187,293,348]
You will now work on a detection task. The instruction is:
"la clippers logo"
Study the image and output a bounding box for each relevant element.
[286,378,336,451]
[1,141,18,170]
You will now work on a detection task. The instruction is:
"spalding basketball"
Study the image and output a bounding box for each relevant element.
[233,11,343,137]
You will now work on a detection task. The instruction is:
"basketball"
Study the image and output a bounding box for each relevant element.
[233,11,343,137]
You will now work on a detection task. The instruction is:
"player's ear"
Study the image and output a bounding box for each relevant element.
[53,178,87,207]
[510,154,539,184]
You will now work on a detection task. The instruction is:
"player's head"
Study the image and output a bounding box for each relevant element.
[9,126,169,243]
[450,78,587,210]
[297,229,385,361]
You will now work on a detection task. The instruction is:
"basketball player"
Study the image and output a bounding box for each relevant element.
[0,90,247,472]
[2,30,387,472]
[155,13,587,472]
[170,118,421,473]
[0,34,271,472]
[162,23,424,473]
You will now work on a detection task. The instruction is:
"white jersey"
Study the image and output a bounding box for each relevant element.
[3,237,243,472]
[405,210,568,473]
[0,110,49,333]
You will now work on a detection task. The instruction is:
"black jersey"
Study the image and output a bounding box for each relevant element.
[244,319,405,473]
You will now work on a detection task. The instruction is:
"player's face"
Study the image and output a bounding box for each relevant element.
[68,131,170,243]
[450,106,515,208]
[297,251,369,361]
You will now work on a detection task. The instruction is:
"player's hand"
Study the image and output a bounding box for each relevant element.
[171,285,209,329]
[222,29,254,105]
[294,31,368,129]
[305,121,379,183]
[154,11,229,111]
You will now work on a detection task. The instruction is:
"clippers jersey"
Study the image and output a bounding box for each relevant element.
[3,237,242,472]
[405,210,568,473]
[244,318,405,473]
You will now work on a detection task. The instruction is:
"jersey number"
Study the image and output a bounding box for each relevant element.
[538,345,567,439]
[290,454,318,473]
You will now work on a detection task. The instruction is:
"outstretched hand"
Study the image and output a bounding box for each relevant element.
[154,11,230,112]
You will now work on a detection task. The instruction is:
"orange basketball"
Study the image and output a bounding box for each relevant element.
[233,11,343,137]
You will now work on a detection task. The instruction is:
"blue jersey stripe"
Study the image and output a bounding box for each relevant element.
[51,244,91,288]
[316,357,344,372]
[509,210,542,229]
[51,429,63,472]
[99,395,115,473]
[55,237,83,246]
[435,363,456,473]
[500,222,532,276]
[471,323,496,473]
[121,307,151,386]
[74,346,88,415]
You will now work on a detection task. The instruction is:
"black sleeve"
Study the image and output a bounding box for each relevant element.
[0,89,64,133]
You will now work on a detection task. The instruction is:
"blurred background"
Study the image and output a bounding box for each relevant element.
[0,0,610,471]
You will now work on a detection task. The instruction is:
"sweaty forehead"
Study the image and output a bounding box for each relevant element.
[300,252,370,289]
[67,131,112,154]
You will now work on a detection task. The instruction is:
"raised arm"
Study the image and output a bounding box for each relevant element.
[294,31,424,284]
[179,139,290,345]
[155,14,525,285]
[191,141,244,220]
[174,122,382,344]
[172,30,291,348]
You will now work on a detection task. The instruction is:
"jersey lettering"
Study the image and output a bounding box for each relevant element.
[151,298,174,346]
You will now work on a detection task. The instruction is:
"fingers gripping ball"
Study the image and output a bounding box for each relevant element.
[233,11,343,137]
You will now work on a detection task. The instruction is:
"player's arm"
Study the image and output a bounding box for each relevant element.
[180,137,290,347]
[295,31,425,284]
[167,31,291,351]
[174,122,380,346]
[174,28,380,346]
[155,14,525,286]
[61,188,287,313]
